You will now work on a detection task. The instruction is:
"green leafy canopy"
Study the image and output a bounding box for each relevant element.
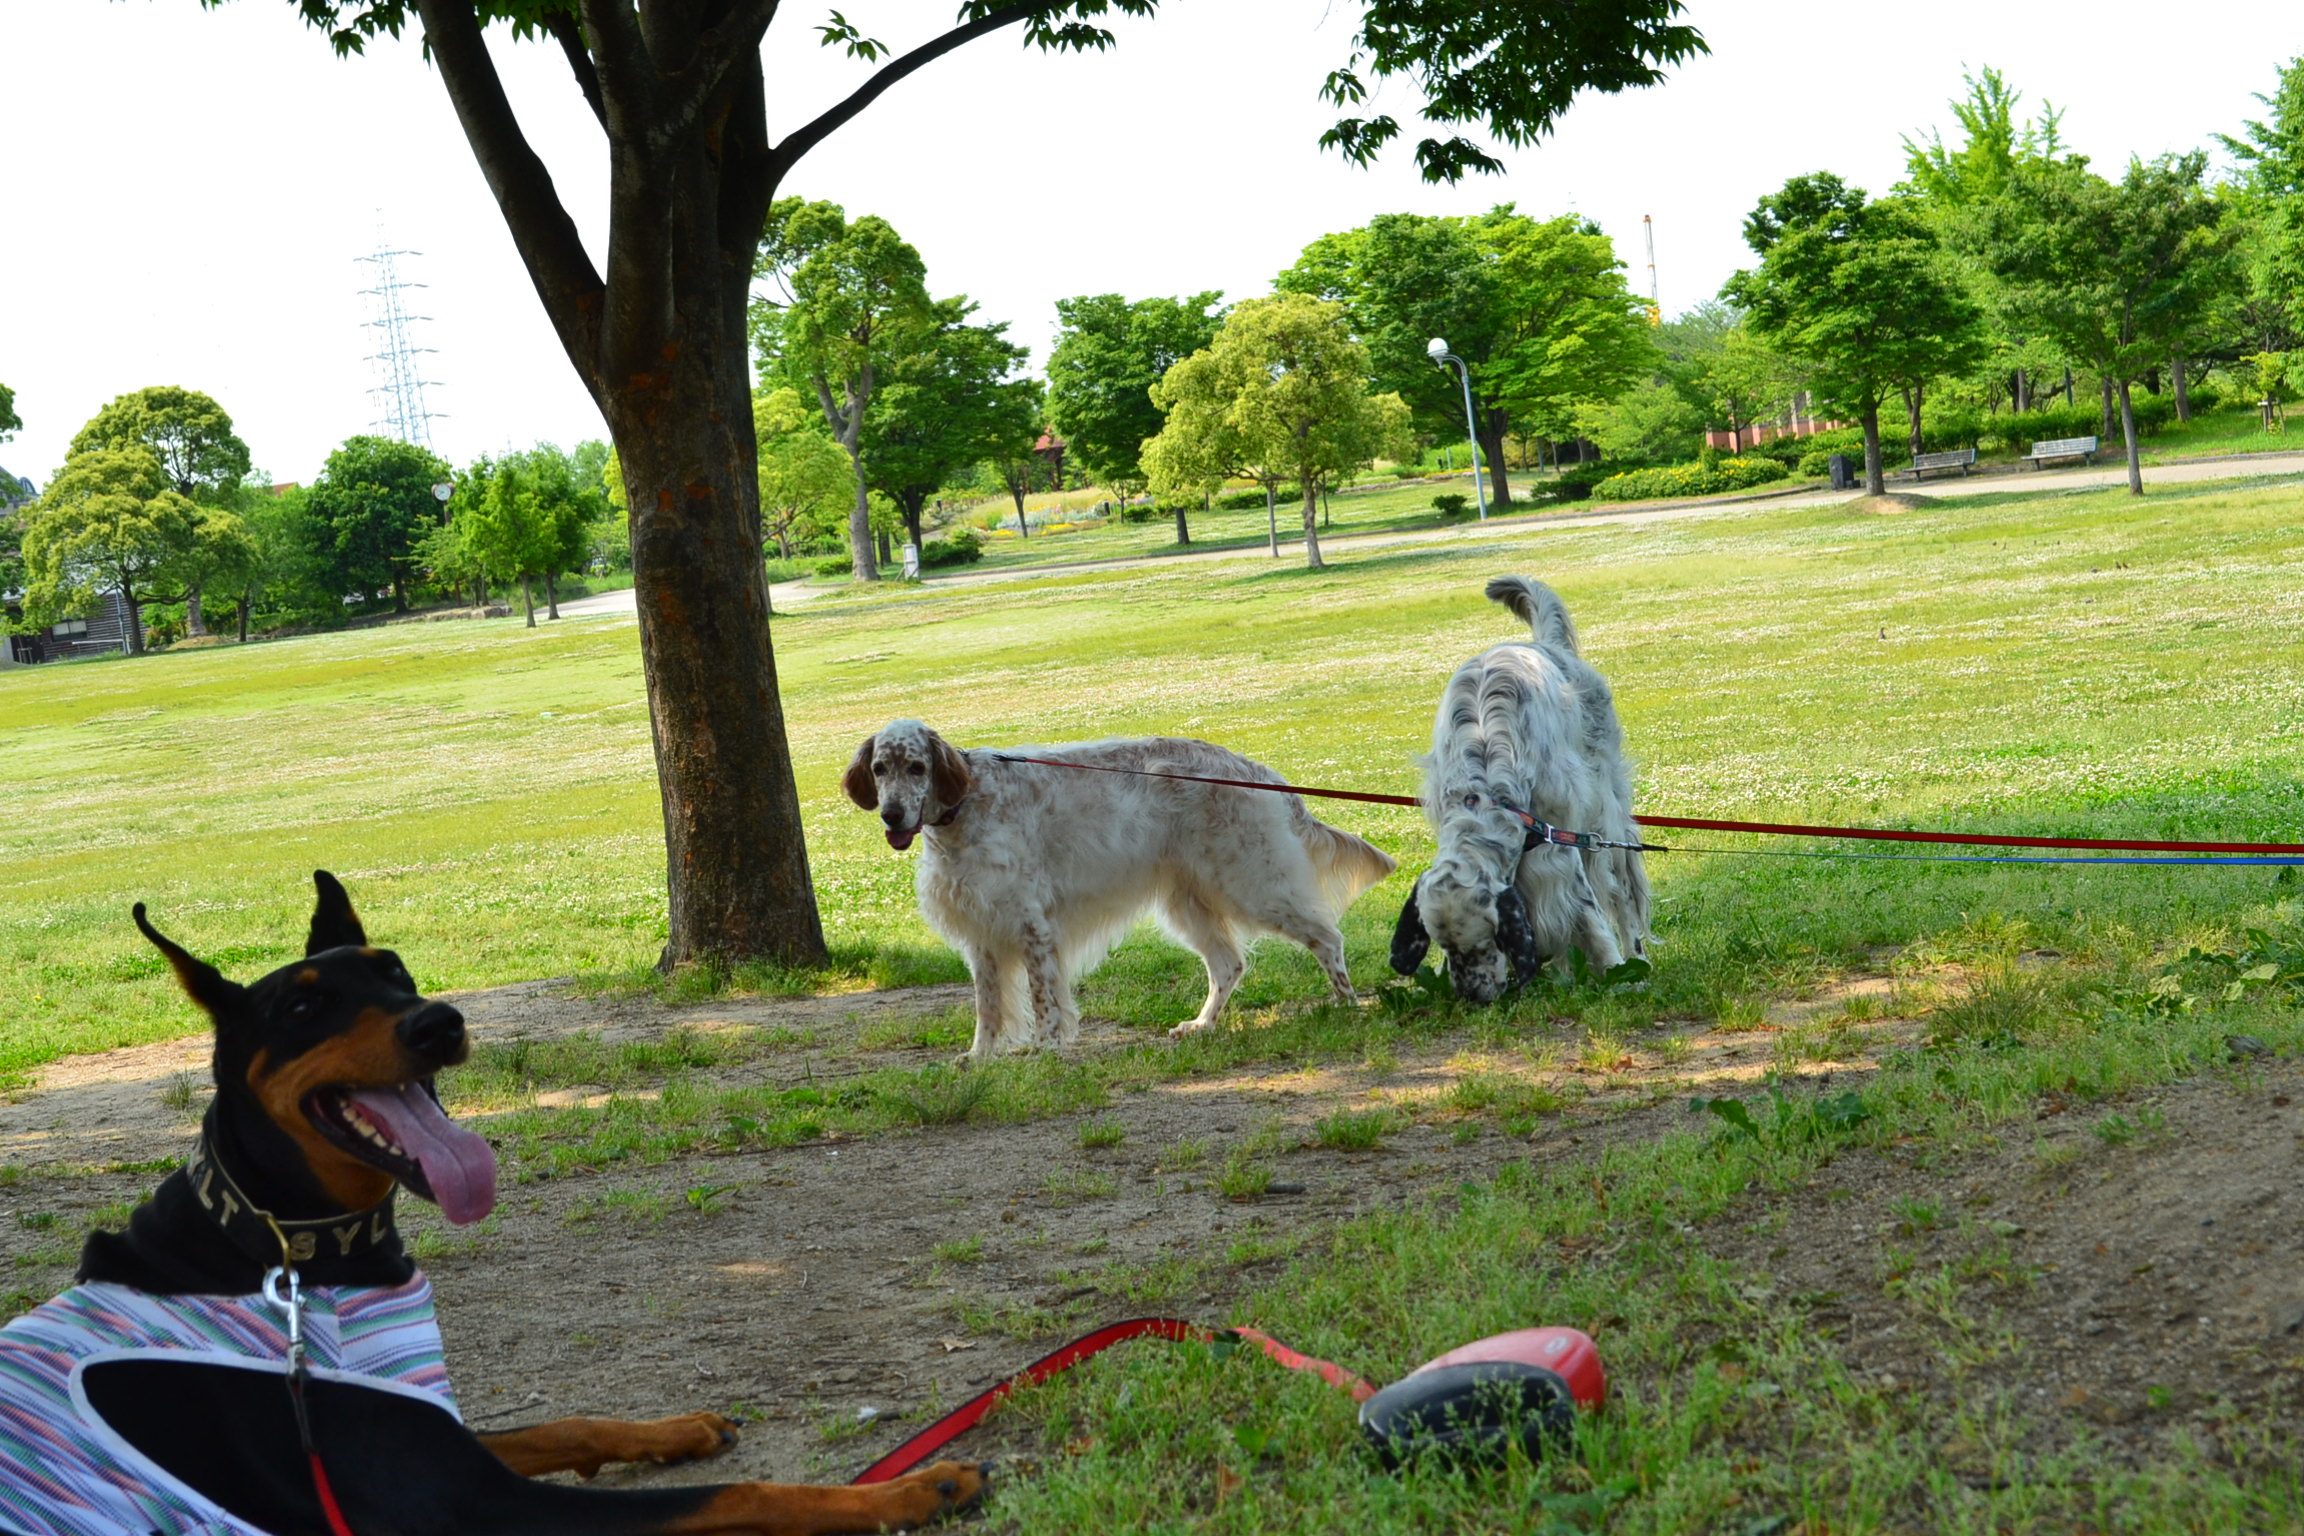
[233,1,1703,185]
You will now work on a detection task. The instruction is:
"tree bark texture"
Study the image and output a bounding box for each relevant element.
[1299,483,1324,569]
[1173,505,1190,545]
[1860,403,1885,496]
[1903,385,1924,457]
[2099,376,2114,438]
[520,573,535,628]
[2117,378,2143,496]
[545,570,560,619]
[1264,482,1279,557]
[2172,353,2191,422]
[186,586,207,637]
[415,0,826,969]
[121,588,145,656]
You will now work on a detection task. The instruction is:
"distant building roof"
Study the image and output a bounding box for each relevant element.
[0,465,32,511]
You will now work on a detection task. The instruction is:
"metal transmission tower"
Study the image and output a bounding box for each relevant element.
[356,241,445,447]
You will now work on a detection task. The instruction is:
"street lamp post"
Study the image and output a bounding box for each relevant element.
[1426,337,1487,520]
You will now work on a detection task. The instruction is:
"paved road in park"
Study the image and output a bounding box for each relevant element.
[555,448,2304,621]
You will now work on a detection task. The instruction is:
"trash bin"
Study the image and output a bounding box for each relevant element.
[1827,453,1854,491]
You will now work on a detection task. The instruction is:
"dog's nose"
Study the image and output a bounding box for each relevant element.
[882,807,905,826]
[398,1002,467,1065]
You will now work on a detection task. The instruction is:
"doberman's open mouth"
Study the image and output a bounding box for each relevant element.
[306,1080,497,1225]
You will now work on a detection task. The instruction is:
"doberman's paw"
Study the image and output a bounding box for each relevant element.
[884,1459,991,1526]
[649,1411,740,1463]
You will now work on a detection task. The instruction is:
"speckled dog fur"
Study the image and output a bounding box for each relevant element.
[1393,577,1651,1004]
[845,723,1396,1056]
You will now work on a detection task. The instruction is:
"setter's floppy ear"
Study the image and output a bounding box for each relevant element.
[841,735,880,810]
[306,869,368,955]
[1494,885,1543,991]
[1388,877,1431,976]
[134,903,247,1024]
[929,732,974,811]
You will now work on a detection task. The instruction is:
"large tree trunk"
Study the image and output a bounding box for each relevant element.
[1902,384,1924,457]
[2014,366,2029,415]
[1299,482,1324,569]
[2172,353,2191,422]
[1173,503,1190,545]
[2099,375,2115,438]
[1860,402,1885,496]
[545,570,560,620]
[121,588,144,655]
[186,583,207,637]
[392,570,408,613]
[1007,477,1029,538]
[414,0,843,969]
[901,498,925,558]
[1263,481,1279,556]
[236,591,250,643]
[2117,378,2143,496]
[519,573,536,628]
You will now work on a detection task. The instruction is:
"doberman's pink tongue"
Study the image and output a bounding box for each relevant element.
[346,1084,497,1225]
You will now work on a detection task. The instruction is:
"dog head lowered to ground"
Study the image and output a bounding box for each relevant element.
[1393,576,1651,1004]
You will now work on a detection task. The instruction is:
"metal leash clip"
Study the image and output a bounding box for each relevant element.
[262,1263,307,1378]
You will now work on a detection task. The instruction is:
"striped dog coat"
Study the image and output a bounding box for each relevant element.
[0,1277,456,1536]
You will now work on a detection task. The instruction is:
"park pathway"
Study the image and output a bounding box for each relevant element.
[553,447,2304,620]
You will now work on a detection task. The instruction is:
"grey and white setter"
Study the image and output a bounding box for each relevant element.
[1389,577,1651,1003]
[845,720,1397,1056]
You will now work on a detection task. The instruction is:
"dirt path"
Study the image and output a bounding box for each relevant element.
[0,973,1908,1485]
[4,973,2288,1487]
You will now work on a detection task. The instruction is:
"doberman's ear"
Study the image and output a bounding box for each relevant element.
[841,735,880,810]
[929,731,974,811]
[134,903,247,1023]
[306,869,368,955]
[1388,877,1431,976]
[1494,885,1543,990]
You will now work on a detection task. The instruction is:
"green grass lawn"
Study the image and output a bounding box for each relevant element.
[5,471,2300,1082]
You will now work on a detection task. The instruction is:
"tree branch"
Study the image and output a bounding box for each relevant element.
[656,0,782,147]
[412,0,606,395]
[543,11,607,130]
[578,0,658,134]
[764,4,1037,184]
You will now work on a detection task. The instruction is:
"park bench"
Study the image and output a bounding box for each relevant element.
[2023,435,2099,468]
[1902,448,1977,480]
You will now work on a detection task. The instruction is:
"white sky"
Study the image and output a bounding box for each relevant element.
[3,0,2300,486]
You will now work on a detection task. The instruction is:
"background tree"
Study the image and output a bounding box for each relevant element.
[1724,173,1986,494]
[233,484,335,637]
[990,435,1049,540]
[69,386,254,633]
[2217,59,2304,364]
[456,455,558,627]
[0,383,18,444]
[306,435,454,611]
[229,0,1705,971]
[864,299,1039,553]
[164,505,259,639]
[1980,152,2239,494]
[1045,291,1225,509]
[754,200,933,580]
[753,387,855,560]
[18,447,196,653]
[1144,293,1412,569]
[1279,208,1649,504]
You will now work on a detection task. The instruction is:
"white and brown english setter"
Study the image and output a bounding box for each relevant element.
[1389,576,1651,1003]
[845,721,1397,1056]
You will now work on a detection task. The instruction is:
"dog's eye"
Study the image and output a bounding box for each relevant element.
[285,995,318,1024]
[907,764,926,776]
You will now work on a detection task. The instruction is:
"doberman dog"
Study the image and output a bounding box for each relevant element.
[0,872,986,1536]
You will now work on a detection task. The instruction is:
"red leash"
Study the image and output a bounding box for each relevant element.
[850,1318,1371,1484]
[993,753,2304,856]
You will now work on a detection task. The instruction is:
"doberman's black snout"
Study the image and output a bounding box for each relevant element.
[398,1002,467,1066]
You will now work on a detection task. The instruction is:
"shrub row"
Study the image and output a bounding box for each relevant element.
[1589,457,1788,503]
